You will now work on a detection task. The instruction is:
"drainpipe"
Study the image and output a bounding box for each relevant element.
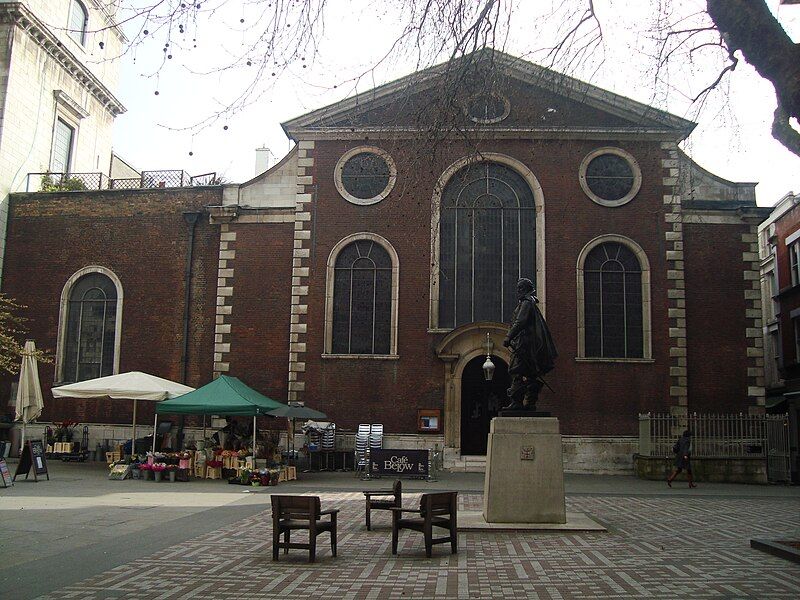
[178,211,201,448]
[181,212,201,383]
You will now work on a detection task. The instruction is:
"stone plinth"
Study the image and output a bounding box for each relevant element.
[483,417,566,524]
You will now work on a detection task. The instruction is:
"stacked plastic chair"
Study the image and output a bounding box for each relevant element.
[354,424,370,477]
[369,424,383,451]
[321,423,335,471]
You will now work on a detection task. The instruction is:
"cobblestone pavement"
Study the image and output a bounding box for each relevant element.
[44,491,800,599]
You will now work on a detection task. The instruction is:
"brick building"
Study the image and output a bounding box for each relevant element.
[1,52,770,472]
[758,192,800,481]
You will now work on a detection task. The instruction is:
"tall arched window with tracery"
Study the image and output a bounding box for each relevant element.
[62,272,118,382]
[438,162,536,328]
[582,241,644,358]
[330,238,395,355]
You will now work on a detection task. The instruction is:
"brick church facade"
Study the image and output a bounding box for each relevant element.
[2,52,769,471]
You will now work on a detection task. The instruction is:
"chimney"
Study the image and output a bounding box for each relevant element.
[255,146,273,176]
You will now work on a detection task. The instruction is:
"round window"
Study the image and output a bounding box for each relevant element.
[466,93,510,124]
[579,148,641,207]
[335,147,396,205]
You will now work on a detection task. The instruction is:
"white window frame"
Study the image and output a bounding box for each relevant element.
[323,232,399,359]
[790,241,800,287]
[55,266,124,384]
[576,234,653,362]
[333,146,397,206]
[428,153,547,331]
[68,0,89,46]
[464,92,511,124]
[579,147,642,207]
[50,91,88,177]
[50,117,76,175]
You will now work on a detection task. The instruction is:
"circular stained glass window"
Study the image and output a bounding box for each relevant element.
[335,147,396,205]
[579,148,641,207]
[466,93,510,124]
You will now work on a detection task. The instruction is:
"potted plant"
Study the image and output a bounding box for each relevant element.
[139,462,153,480]
[53,420,79,443]
[131,463,141,479]
[167,465,178,482]
[152,463,167,482]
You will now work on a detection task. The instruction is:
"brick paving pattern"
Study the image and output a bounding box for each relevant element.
[45,492,800,599]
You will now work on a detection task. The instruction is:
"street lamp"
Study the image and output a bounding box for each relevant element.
[482,332,495,381]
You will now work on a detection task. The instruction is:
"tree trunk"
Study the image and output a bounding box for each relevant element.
[706,0,800,156]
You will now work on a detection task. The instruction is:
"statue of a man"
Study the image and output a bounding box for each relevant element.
[502,278,558,411]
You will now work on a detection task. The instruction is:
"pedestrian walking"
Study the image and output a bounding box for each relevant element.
[667,429,697,488]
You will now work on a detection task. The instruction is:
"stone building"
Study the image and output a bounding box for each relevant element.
[1,51,770,472]
[0,0,126,282]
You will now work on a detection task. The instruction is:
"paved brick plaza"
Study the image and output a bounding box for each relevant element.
[43,490,799,599]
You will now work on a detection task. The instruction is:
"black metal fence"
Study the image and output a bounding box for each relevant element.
[26,171,219,192]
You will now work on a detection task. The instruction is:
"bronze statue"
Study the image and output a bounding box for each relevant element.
[502,278,557,411]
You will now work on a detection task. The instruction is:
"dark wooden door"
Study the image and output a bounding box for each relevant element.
[460,355,508,455]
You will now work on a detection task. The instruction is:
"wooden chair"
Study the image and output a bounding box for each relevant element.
[391,492,458,558]
[363,479,402,530]
[271,495,339,563]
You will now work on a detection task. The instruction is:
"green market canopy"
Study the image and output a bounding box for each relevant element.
[154,376,285,459]
[156,375,284,416]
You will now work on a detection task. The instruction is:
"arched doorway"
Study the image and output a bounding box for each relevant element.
[460,355,509,455]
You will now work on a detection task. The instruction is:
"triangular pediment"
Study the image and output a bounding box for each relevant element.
[282,50,694,139]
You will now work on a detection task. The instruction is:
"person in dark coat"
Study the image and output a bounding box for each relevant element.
[667,429,697,488]
[502,278,558,411]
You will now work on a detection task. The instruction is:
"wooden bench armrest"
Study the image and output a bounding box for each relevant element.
[319,508,340,516]
[388,507,420,514]
[363,491,396,497]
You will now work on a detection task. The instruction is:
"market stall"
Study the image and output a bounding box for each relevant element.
[153,375,291,485]
[52,371,195,459]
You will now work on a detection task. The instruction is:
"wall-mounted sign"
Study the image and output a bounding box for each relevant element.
[417,409,441,433]
[370,449,429,477]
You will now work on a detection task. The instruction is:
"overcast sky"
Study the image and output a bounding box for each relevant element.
[110,0,800,206]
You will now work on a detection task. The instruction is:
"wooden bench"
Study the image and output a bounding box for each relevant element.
[363,479,401,530]
[391,492,458,558]
[271,495,339,563]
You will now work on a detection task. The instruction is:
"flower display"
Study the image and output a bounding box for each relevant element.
[151,463,167,472]
[139,463,152,471]
[206,460,223,468]
[52,419,79,442]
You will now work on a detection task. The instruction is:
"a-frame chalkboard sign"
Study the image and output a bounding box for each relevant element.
[0,458,13,488]
[13,440,49,482]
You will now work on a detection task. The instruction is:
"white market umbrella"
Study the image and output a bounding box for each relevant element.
[52,371,194,458]
[15,340,44,455]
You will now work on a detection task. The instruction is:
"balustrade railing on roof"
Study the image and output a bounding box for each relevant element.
[25,170,218,192]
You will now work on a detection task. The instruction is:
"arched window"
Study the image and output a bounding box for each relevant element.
[438,162,536,328]
[69,1,89,46]
[581,240,646,358]
[61,272,119,382]
[326,236,398,355]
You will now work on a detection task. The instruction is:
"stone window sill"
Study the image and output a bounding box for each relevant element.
[321,354,400,360]
[575,357,654,364]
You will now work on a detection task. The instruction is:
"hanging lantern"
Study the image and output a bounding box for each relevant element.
[482,355,495,381]
[482,332,495,381]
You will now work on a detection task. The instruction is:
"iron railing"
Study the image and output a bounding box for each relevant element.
[26,170,218,192]
[638,412,788,458]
